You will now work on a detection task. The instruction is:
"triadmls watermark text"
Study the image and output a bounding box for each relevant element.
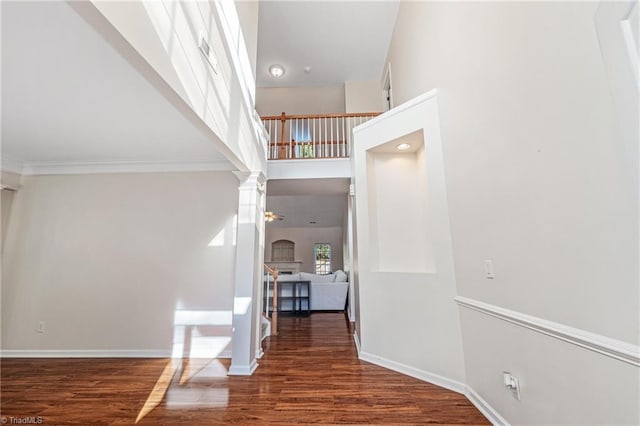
[1,416,44,425]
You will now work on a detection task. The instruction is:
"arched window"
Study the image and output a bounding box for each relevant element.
[271,240,295,262]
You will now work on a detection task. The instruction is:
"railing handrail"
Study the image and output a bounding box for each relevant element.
[263,264,278,336]
[261,111,381,160]
[260,111,381,120]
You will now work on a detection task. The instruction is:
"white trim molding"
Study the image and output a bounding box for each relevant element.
[19,160,235,175]
[353,332,361,355]
[227,359,258,376]
[358,350,466,395]
[455,296,640,367]
[0,349,172,358]
[0,156,24,174]
[0,349,233,359]
[465,386,510,426]
[267,158,351,180]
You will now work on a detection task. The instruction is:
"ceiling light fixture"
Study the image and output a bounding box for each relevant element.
[269,64,285,78]
[396,143,411,151]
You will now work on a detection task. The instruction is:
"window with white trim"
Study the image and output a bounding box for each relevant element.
[314,243,332,275]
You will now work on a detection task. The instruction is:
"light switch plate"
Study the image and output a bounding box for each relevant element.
[484,260,495,279]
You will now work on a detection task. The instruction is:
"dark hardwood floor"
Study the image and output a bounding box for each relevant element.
[1,313,489,425]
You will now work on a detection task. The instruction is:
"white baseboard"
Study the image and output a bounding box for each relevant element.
[358,350,465,394]
[227,359,258,375]
[353,332,361,354]
[465,385,509,426]
[0,349,172,358]
[0,349,233,359]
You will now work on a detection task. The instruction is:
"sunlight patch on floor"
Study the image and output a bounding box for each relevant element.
[135,308,234,423]
[135,359,180,424]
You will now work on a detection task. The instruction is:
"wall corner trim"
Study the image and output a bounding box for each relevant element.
[358,350,465,394]
[353,332,361,355]
[454,296,640,367]
[465,385,510,426]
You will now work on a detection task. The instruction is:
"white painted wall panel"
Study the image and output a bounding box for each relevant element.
[385,1,639,423]
[353,92,466,386]
[256,86,345,116]
[345,80,383,113]
[1,172,239,353]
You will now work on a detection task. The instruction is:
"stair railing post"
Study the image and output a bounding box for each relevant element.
[279,112,287,159]
[272,267,278,336]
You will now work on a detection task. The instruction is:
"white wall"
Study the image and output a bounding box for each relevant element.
[385,1,638,423]
[1,172,239,355]
[344,80,383,113]
[265,227,343,273]
[256,86,345,116]
[353,92,466,391]
[367,148,433,273]
[234,0,259,80]
[256,82,381,117]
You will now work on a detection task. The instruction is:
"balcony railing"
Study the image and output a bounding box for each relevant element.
[261,112,381,160]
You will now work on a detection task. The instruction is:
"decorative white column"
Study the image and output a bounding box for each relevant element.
[229,171,266,375]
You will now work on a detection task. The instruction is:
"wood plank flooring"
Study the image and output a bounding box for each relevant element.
[1,313,489,425]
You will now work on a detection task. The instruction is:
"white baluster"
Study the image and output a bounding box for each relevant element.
[324,117,327,158]
[312,118,316,158]
[288,119,293,159]
[330,117,334,157]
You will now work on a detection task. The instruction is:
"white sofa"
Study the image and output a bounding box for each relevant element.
[266,270,349,311]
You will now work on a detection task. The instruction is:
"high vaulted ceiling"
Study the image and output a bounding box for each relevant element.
[256,1,399,88]
[1,1,230,172]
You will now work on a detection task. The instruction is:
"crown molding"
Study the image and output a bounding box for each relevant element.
[0,156,25,174]
[16,159,235,175]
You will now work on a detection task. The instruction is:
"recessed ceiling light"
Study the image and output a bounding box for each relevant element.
[269,64,285,78]
[303,66,312,74]
[396,143,411,151]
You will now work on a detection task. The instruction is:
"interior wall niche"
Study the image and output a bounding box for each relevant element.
[366,129,435,273]
[271,239,295,262]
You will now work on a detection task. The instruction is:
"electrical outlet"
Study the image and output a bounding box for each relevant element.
[37,321,45,334]
[503,371,521,400]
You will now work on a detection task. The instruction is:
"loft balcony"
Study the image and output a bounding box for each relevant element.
[261,112,381,161]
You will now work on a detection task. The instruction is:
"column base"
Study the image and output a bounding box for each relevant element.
[228,359,258,376]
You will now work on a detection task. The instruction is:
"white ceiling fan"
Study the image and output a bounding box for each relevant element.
[265,211,285,222]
